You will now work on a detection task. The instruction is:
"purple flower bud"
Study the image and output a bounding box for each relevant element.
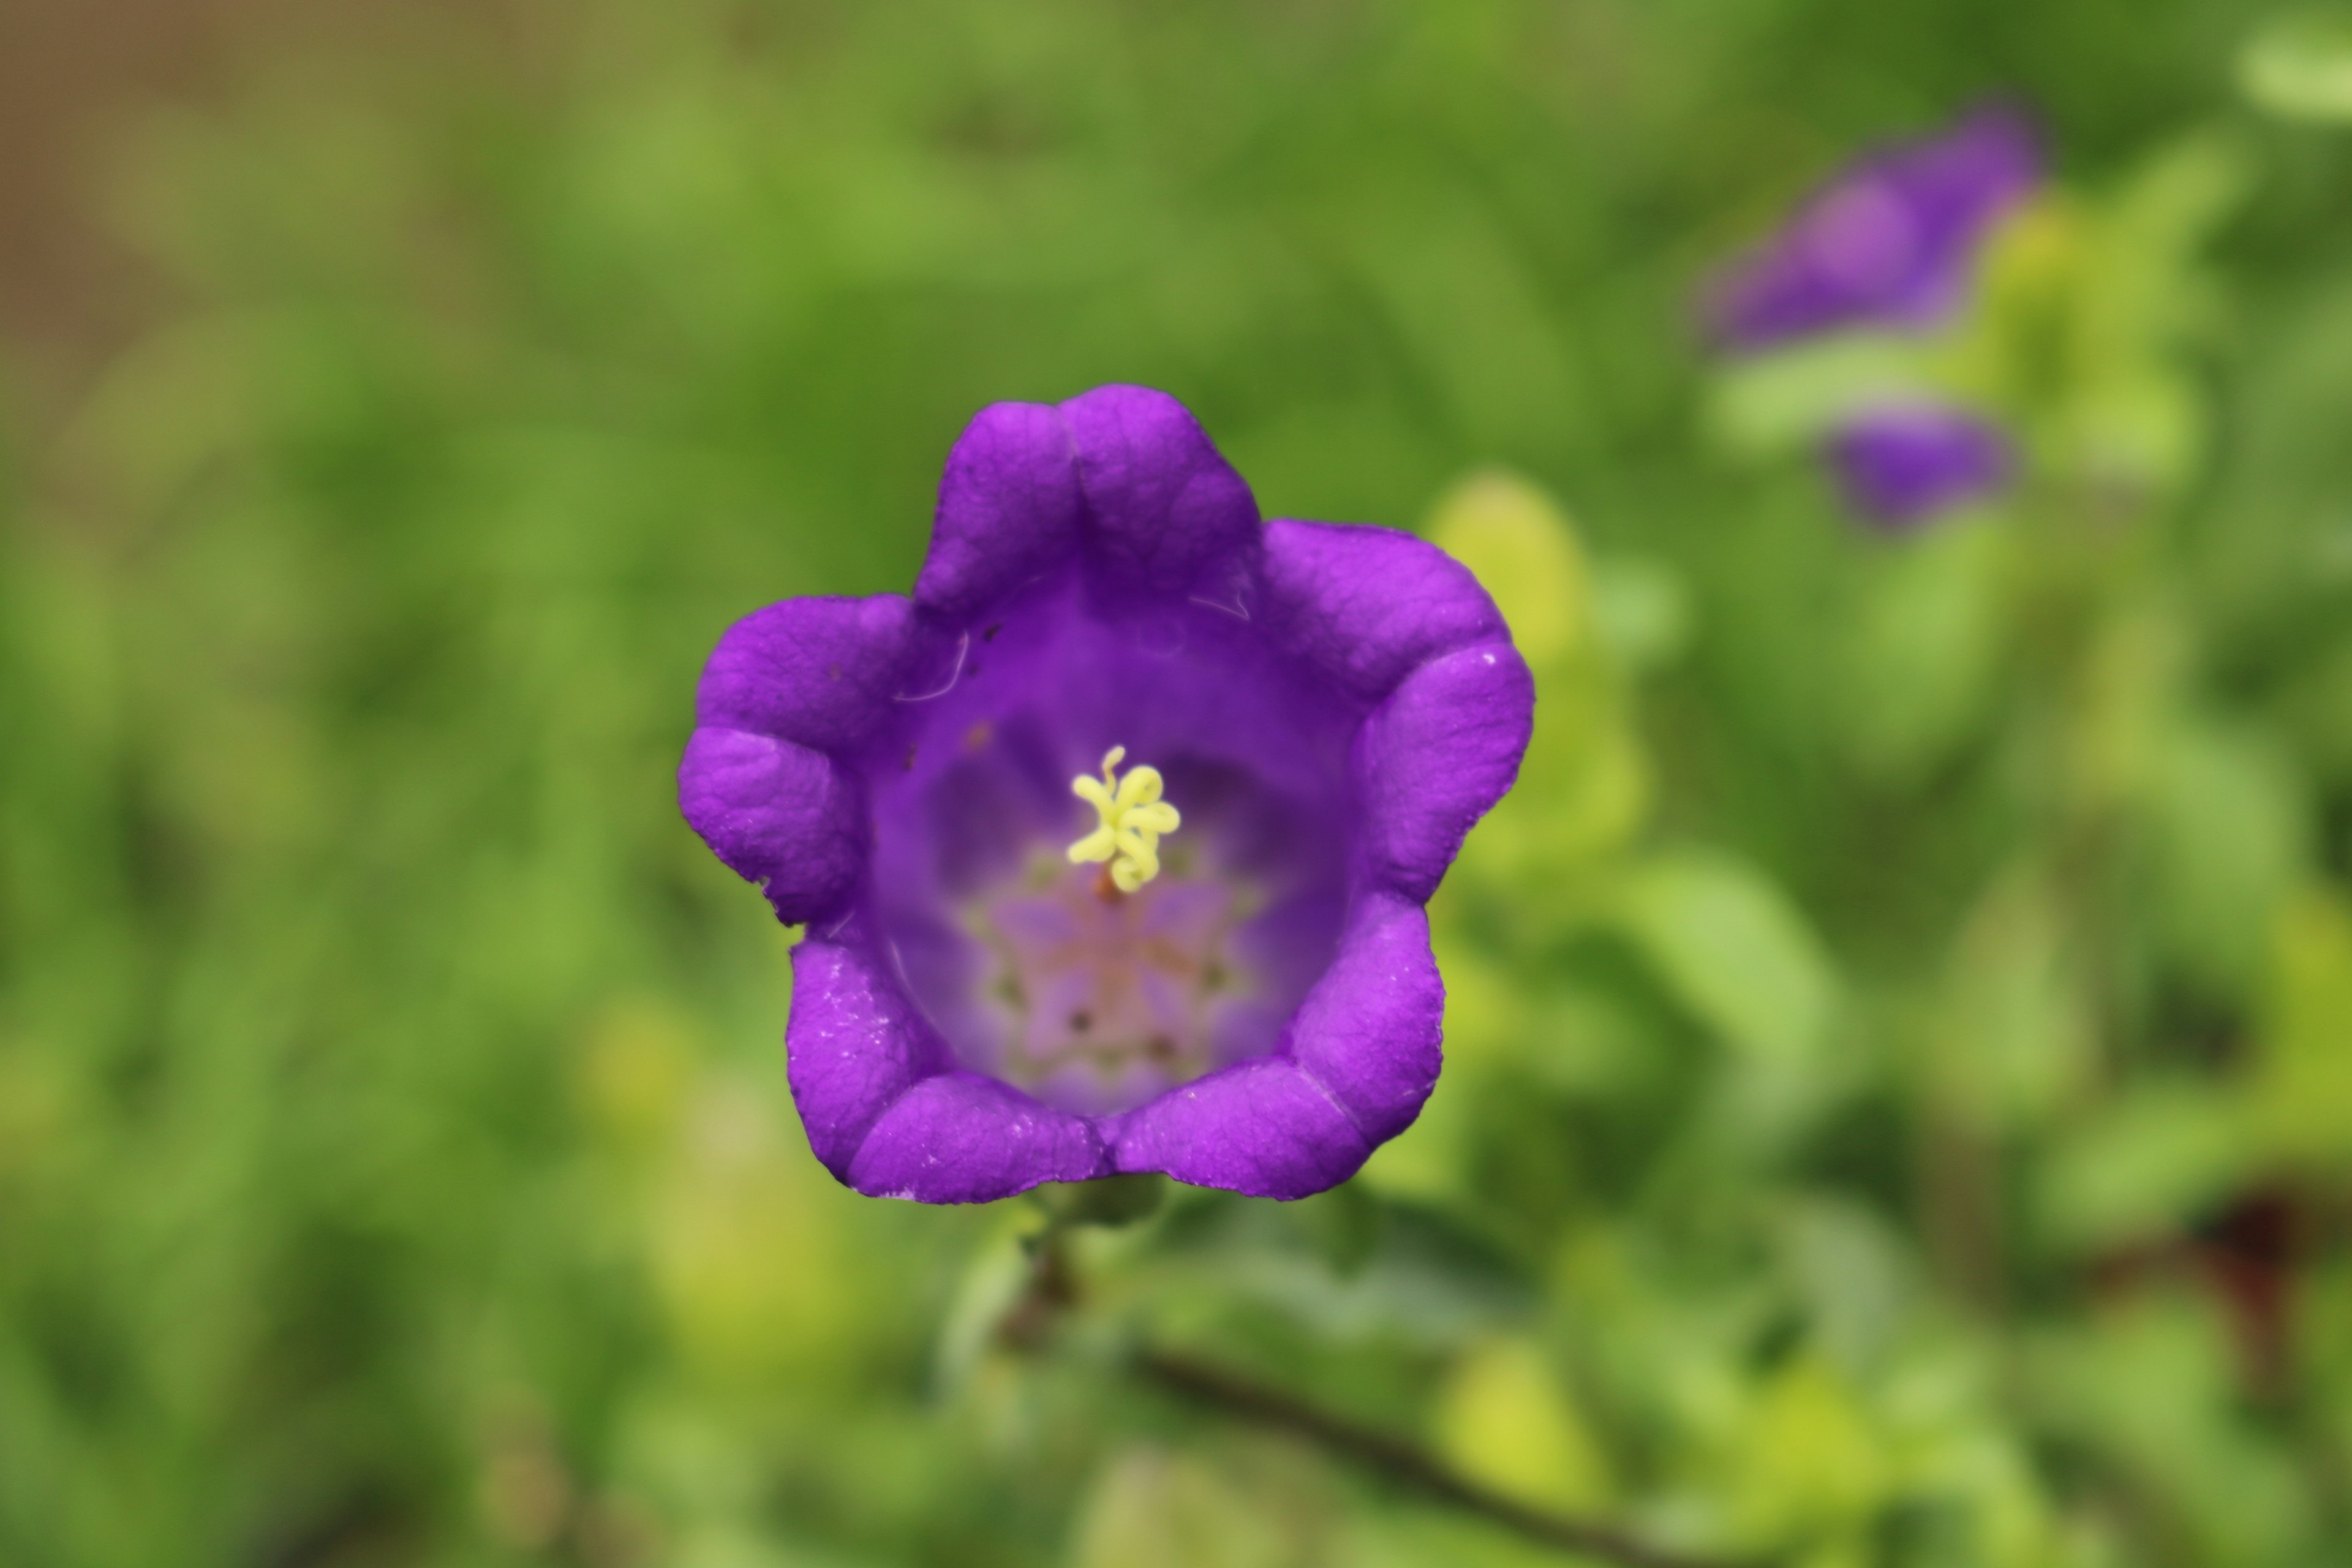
[679,387,1534,1202]
[1826,404,2014,527]
[1703,106,2041,352]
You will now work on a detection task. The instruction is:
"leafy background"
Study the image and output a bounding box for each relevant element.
[6,1,2352,1564]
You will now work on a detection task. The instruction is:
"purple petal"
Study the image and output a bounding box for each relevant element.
[787,916,955,1175]
[682,385,1545,1207]
[1705,105,2042,350]
[916,401,1085,621]
[1284,891,1444,1145]
[1356,641,1535,901]
[695,594,925,756]
[1259,519,1508,706]
[1112,1057,1372,1198]
[1826,404,2014,527]
[793,915,1112,1202]
[1061,385,1261,599]
[679,728,866,924]
[844,1072,1110,1201]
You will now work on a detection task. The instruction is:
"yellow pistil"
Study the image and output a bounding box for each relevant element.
[1066,745,1181,894]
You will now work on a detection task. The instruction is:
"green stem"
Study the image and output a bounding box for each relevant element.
[1133,1348,1766,1568]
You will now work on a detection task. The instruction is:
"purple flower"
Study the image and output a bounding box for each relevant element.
[1826,404,2014,527]
[679,386,1533,1202]
[1703,106,2041,352]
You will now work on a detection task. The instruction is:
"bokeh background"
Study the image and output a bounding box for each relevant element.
[8,2,2352,1564]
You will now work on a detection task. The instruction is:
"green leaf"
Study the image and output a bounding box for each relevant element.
[2240,9,2352,123]
[1425,469,1590,669]
[1705,333,1942,455]
[2029,1302,2318,1562]
[2067,369,2205,496]
[1592,556,1692,674]
[1618,850,1838,1065]
[2143,717,2309,1000]
[2247,886,2352,1165]
[1774,1197,1917,1374]
[1433,1337,1616,1513]
[1066,1447,1305,1568]
[1430,469,1655,881]
[930,1211,1035,1398]
[1728,1355,1893,1545]
[1841,518,2008,783]
[1934,865,2096,1131]
[1469,699,1651,883]
[2036,1079,2250,1250]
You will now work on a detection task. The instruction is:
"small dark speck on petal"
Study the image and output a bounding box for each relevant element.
[903,745,918,772]
[983,624,1003,643]
[1069,1010,1092,1033]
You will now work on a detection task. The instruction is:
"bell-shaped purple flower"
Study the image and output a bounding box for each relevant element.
[1703,106,2041,352]
[680,386,1533,1202]
[1826,404,2015,528]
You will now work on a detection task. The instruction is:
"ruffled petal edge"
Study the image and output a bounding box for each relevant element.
[846,1073,1112,1202]
[790,917,1110,1202]
[1354,640,1536,902]
[1283,889,1444,1147]
[914,387,1264,624]
[679,728,867,925]
[694,594,930,757]
[1258,518,1508,708]
[916,401,1085,622]
[1110,1056,1373,1199]
[1060,384,1261,603]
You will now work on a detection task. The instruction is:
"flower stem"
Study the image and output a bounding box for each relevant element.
[1132,1348,1765,1568]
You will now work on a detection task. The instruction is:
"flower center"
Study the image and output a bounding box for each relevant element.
[968,856,1252,1106]
[1065,745,1182,895]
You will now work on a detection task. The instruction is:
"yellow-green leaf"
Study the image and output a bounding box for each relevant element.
[1433,1337,1615,1514]
[2241,9,2352,123]
[1426,469,1589,669]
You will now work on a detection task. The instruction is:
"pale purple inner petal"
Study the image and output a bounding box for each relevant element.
[861,575,1357,1114]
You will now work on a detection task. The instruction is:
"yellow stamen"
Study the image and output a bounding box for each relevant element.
[1067,745,1181,894]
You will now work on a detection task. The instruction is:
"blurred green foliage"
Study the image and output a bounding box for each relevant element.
[7,1,2352,1564]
